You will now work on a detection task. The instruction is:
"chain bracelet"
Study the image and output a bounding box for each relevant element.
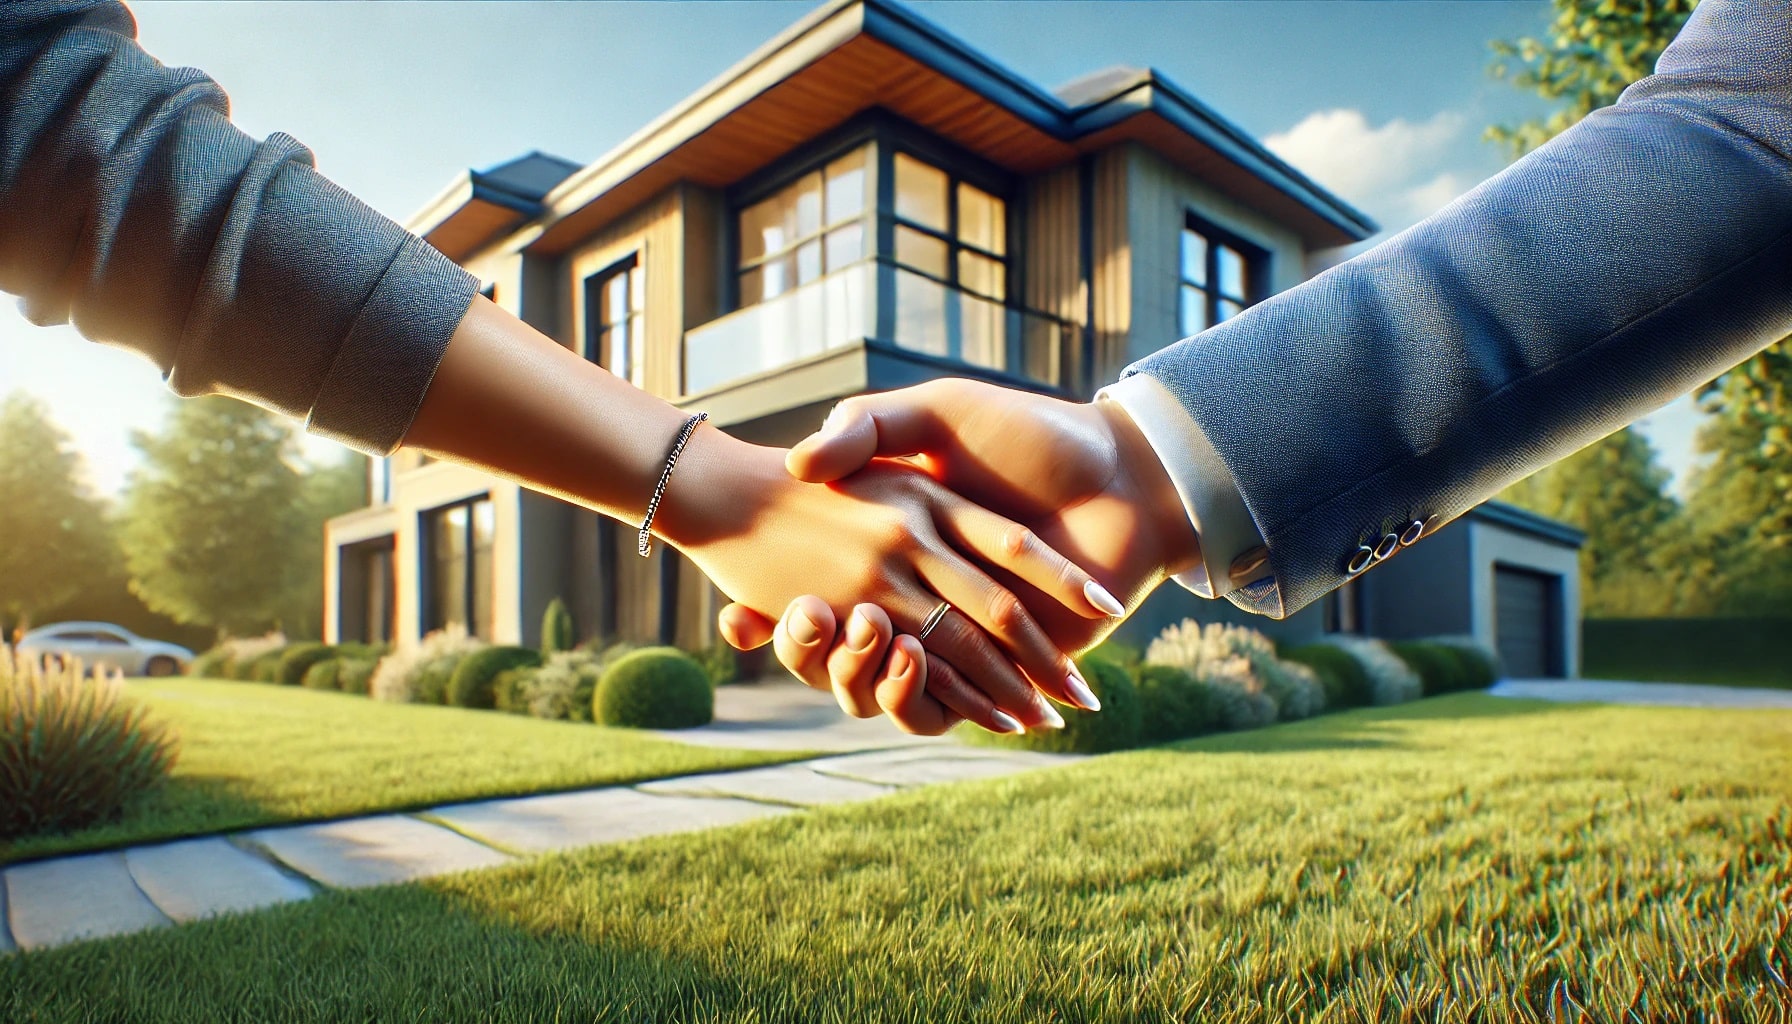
[638,412,708,558]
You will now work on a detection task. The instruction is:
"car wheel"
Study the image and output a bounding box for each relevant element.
[145,656,179,678]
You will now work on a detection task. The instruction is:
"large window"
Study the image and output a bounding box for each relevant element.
[1179,218,1264,337]
[891,151,1006,301]
[737,144,869,306]
[424,496,494,639]
[585,256,644,386]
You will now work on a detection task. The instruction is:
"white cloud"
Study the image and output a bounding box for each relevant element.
[1266,108,1472,235]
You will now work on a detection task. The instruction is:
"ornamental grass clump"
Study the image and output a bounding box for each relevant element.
[0,652,178,840]
[507,650,603,720]
[189,630,286,680]
[1145,620,1314,727]
[370,624,486,704]
[1318,635,1423,705]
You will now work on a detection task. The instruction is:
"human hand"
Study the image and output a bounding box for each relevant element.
[716,378,1203,730]
[655,425,1121,733]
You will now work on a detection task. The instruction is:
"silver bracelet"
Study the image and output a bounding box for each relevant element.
[638,412,708,557]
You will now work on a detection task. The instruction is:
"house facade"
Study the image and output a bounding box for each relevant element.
[324,0,1585,677]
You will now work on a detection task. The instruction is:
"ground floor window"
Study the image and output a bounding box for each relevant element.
[338,537,396,644]
[424,496,495,639]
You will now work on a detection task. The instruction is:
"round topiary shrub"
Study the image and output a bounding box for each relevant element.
[278,643,337,687]
[964,655,1142,754]
[1430,635,1500,688]
[1282,644,1372,709]
[448,646,545,709]
[414,656,461,705]
[301,658,342,691]
[493,667,535,714]
[337,659,377,696]
[245,648,285,684]
[1135,663,1217,744]
[594,647,713,729]
[188,647,234,679]
[1390,641,1465,696]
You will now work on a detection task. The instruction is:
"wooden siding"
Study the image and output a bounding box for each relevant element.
[1089,148,1133,385]
[1021,163,1082,339]
[561,187,684,399]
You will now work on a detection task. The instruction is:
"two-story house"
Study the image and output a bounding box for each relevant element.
[325,0,1586,678]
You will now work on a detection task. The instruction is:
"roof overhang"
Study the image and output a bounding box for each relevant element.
[408,155,582,262]
[1470,501,1587,548]
[519,0,1374,255]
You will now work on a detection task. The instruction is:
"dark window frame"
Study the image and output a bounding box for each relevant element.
[582,254,644,386]
[420,494,494,640]
[1178,212,1270,337]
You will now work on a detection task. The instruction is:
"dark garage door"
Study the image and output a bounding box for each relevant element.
[1494,566,1560,678]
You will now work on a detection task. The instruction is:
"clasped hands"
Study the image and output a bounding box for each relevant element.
[661,378,1203,736]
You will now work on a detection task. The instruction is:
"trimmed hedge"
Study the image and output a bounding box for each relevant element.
[448,646,544,709]
[595,647,713,729]
[414,657,459,705]
[301,659,342,691]
[1583,617,1792,689]
[965,656,1142,754]
[244,649,284,684]
[1282,644,1373,709]
[277,644,337,688]
[1389,641,1467,696]
[1135,663,1217,744]
[337,659,377,696]
[188,648,233,680]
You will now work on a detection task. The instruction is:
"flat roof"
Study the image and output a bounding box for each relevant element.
[1470,500,1587,548]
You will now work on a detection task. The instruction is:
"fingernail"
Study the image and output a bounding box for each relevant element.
[788,608,822,646]
[990,710,1024,734]
[1035,702,1066,730]
[845,611,876,652]
[1066,664,1101,711]
[1085,580,1125,617]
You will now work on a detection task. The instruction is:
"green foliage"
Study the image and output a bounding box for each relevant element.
[1429,636,1501,689]
[370,625,484,704]
[301,659,341,692]
[277,643,336,688]
[336,659,377,696]
[187,648,234,680]
[286,454,370,641]
[0,652,177,840]
[1488,0,1697,158]
[493,667,535,714]
[569,642,638,722]
[1281,644,1372,709]
[1144,620,1321,727]
[116,397,307,636]
[1087,638,1143,671]
[692,640,740,686]
[0,393,114,626]
[594,647,714,729]
[1390,641,1469,696]
[1133,663,1217,744]
[448,646,545,710]
[242,649,286,684]
[414,658,459,705]
[517,651,605,721]
[1584,617,1792,688]
[540,598,576,654]
[966,656,1142,754]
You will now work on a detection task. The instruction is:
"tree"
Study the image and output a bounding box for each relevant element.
[0,392,113,632]
[117,397,308,637]
[1499,429,1682,616]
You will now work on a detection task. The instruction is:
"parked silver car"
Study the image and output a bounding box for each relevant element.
[15,622,194,677]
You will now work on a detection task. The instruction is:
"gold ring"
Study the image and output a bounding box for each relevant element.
[917,601,952,642]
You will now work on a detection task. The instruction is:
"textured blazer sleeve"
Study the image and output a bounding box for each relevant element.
[0,1,479,456]
[1122,0,1792,619]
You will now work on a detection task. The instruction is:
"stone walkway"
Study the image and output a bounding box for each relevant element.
[1490,678,1792,709]
[0,723,1073,953]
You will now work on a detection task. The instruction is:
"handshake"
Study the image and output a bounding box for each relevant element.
[657,376,1211,738]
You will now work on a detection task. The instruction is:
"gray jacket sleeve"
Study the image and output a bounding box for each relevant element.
[0,1,478,456]
[1124,0,1792,619]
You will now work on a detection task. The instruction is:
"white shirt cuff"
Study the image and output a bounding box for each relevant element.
[1096,374,1264,600]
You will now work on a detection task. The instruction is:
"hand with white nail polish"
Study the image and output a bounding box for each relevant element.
[718,377,1203,725]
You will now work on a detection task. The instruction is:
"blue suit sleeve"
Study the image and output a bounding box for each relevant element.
[0,1,478,455]
[1124,0,1792,618]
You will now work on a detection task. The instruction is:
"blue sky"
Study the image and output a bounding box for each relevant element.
[0,0,1705,497]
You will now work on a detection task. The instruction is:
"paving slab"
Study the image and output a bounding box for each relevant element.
[125,837,315,923]
[657,680,951,751]
[242,815,512,890]
[808,746,1080,788]
[431,787,794,854]
[639,763,898,806]
[1491,679,1792,709]
[4,851,170,950]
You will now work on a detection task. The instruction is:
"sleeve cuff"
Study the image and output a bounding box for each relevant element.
[1096,373,1264,600]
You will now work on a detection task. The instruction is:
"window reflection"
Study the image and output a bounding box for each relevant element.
[737,143,871,308]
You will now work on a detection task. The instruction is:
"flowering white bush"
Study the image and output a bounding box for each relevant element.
[1261,657,1326,720]
[1319,635,1422,705]
[370,624,485,704]
[1198,655,1279,730]
[1145,620,1320,725]
[518,650,602,720]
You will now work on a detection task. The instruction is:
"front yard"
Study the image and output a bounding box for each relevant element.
[6,694,1787,1021]
[0,678,812,865]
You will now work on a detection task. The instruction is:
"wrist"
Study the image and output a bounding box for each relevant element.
[1094,399,1203,579]
[650,424,783,552]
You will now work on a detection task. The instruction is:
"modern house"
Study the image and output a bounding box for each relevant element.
[324,0,1585,677]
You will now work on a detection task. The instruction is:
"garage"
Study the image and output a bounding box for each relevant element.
[1494,565,1562,678]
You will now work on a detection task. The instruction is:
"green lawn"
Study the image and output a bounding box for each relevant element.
[1,678,812,865]
[6,695,1787,1022]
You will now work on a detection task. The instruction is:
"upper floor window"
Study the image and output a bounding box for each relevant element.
[1179,218,1265,337]
[891,151,1006,302]
[737,144,869,306]
[584,256,644,386]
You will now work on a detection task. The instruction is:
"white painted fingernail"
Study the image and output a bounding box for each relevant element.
[1067,665,1101,711]
[990,710,1024,734]
[1036,703,1066,730]
[1085,580,1125,617]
